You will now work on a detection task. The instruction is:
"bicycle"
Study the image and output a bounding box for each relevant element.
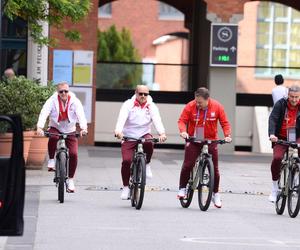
[179,138,227,211]
[44,131,80,203]
[122,136,159,210]
[275,139,300,218]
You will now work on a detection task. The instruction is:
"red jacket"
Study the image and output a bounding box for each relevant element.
[178,98,231,140]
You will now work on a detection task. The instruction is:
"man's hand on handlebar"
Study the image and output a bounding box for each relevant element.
[115,131,124,140]
[180,132,189,139]
[224,136,232,143]
[80,129,88,137]
[269,134,278,143]
[159,133,167,143]
[36,127,44,136]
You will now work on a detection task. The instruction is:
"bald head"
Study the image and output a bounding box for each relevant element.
[4,68,15,80]
[135,85,149,105]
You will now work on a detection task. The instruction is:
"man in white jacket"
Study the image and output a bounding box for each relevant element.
[36,82,88,192]
[115,85,167,200]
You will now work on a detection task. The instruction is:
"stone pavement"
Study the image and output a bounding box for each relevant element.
[1,146,276,250]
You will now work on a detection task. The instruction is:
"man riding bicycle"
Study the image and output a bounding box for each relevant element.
[36,81,88,192]
[115,85,167,200]
[268,85,300,202]
[177,87,232,208]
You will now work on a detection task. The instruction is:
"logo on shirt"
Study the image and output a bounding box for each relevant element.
[211,112,215,117]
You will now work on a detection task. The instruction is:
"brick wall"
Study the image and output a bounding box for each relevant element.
[48,0,99,145]
[98,0,188,58]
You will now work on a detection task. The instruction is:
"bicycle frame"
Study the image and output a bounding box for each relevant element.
[44,131,80,202]
[278,140,299,196]
[122,136,159,209]
[275,139,300,217]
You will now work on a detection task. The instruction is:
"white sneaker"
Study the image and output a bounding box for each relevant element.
[47,159,55,171]
[268,191,278,203]
[146,164,153,179]
[67,178,75,193]
[212,192,222,208]
[177,188,186,199]
[120,186,130,200]
[268,180,279,203]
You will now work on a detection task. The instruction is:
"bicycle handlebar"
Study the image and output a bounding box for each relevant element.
[185,137,228,145]
[275,139,300,149]
[44,131,81,138]
[122,136,160,143]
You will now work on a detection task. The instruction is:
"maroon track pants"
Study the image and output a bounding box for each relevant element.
[271,138,300,181]
[48,127,78,178]
[121,134,154,186]
[179,142,220,193]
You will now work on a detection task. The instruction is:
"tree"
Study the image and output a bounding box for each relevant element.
[2,0,91,45]
[97,25,142,89]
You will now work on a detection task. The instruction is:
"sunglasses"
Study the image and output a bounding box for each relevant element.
[59,90,69,94]
[138,92,149,96]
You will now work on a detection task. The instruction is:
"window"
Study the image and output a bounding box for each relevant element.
[159,2,184,20]
[256,3,300,77]
[1,16,27,76]
[98,3,112,18]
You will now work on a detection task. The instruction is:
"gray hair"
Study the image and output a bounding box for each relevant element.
[288,85,300,93]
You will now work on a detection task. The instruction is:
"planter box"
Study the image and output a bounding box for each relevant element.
[0,131,34,164]
[26,135,48,169]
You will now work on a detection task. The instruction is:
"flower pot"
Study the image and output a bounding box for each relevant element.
[0,131,34,164]
[26,134,48,169]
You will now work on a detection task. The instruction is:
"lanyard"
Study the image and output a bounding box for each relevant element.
[196,108,208,127]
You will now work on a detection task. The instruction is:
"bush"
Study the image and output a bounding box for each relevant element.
[0,76,55,131]
[97,25,142,89]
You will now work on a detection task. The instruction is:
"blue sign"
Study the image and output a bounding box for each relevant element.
[53,50,73,85]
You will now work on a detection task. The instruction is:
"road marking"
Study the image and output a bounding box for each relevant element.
[96,227,135,231]
[180,237,300,248]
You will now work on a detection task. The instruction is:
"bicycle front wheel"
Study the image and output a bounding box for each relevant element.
[198,158,214,211]
[287,163,300,218]
[132,156,146,210]
[276,164,287,215]
[57,152,67,203]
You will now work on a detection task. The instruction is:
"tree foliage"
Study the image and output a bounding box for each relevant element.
[97,25,142,89]
[3,0,91,46]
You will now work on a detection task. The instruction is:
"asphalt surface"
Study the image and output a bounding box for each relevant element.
[2,146,300,250]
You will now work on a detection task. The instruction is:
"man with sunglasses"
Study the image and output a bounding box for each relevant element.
[36,81,88,192]
[115,85,167,200]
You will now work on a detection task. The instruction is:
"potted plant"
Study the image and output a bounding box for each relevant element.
[0,76,55,165]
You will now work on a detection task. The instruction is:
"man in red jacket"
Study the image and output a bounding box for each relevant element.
[177,87,232,208]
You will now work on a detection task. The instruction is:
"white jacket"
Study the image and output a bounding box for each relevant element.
[37,92,87,133]
[115,95,165,138]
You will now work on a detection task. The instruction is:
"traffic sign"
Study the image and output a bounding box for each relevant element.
[210,24,238,67]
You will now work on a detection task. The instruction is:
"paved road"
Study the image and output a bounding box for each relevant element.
[2,146,300,250]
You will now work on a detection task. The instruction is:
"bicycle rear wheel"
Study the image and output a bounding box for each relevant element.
[287,163,300,218]
[179,183,194,208]
[276,164,287,215]
[57,152,67,203]
[198,158,214,211]
[132,156,146,210]
[180,166,196,208]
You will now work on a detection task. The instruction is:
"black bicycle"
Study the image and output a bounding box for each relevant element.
[179,138,227,211]
[275,140,300,218]
[44,131,80,203]
[123,137,159,210]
